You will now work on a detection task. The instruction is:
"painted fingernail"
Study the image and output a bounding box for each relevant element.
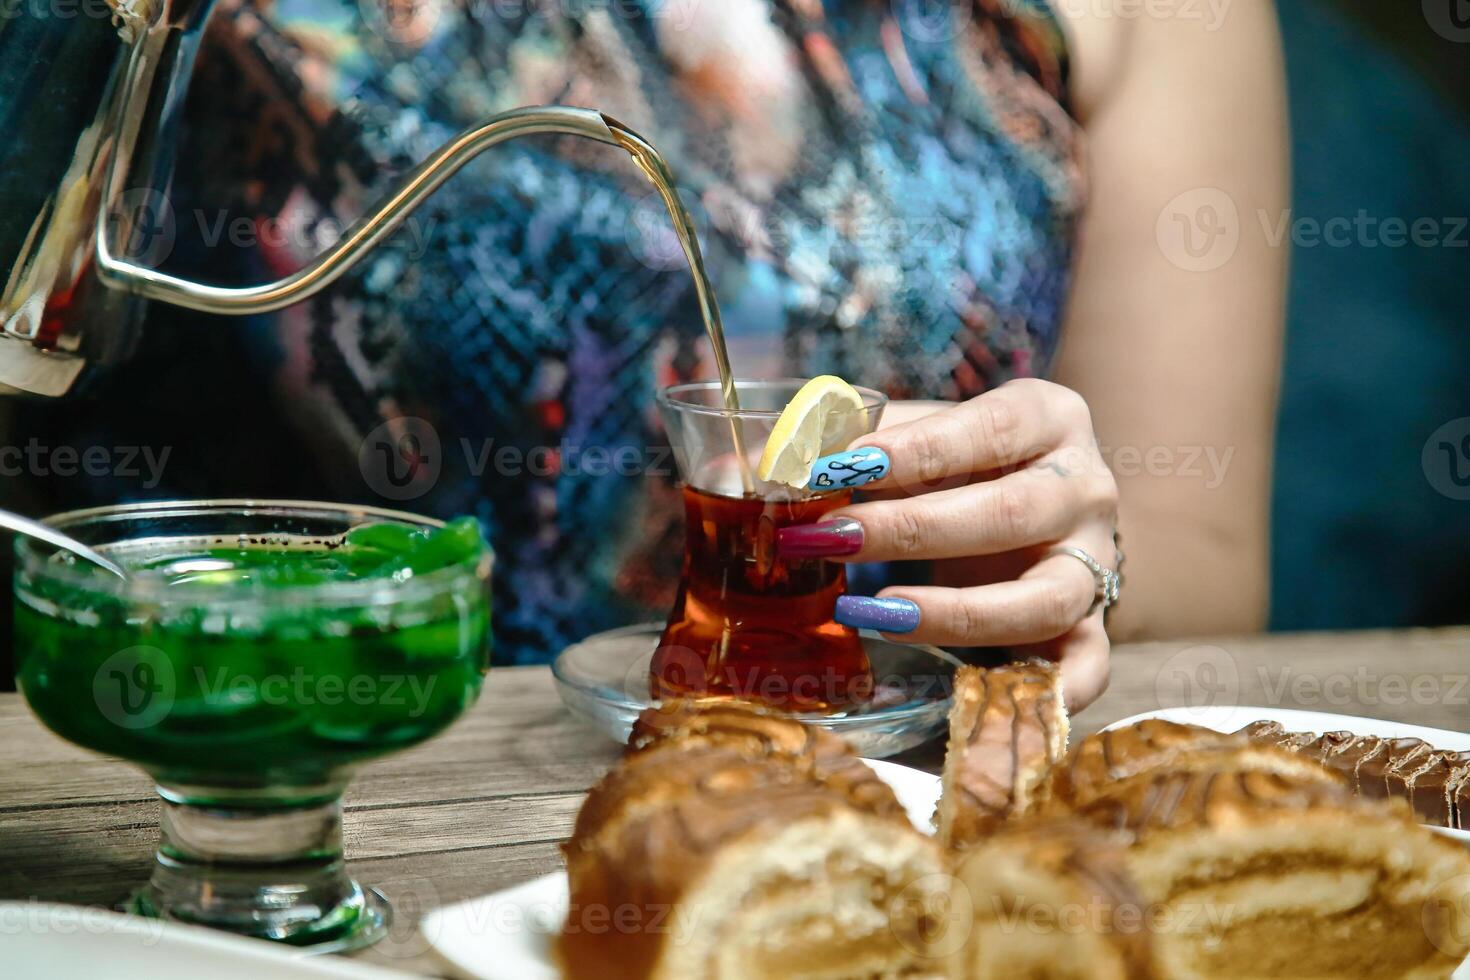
[834,595,921,634]
[808,447,890,491]
[777,518,864,558]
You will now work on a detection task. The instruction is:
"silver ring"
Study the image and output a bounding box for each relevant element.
[1049,545,1121,616]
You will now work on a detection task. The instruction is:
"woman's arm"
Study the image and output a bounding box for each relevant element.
[1051,0,1290,639]
[784,4,1288,710]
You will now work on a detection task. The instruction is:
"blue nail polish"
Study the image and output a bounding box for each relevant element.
[834,595,920,634]
[808,447,890,491]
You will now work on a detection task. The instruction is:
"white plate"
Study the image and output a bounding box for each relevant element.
[420,759,941,980]
[424,713,1470,980]
[0,903,413,980]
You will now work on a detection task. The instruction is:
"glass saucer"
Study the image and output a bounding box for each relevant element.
[551,622,961,758]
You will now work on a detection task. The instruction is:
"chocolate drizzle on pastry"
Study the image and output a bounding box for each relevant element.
[1072,766,1369,834]
[1235,720,1470,827]
[628,698,841,759]
[935,661,1069,849]
[625,698,903,817]
[1050,720,1339,816]
[1052,720,1237,808]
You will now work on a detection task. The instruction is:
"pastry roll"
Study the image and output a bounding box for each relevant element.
[935,661,1069,849]
[1051,719,1336,810]
[560,704,947,979]
[1074,767,1470,979]
[943,819,1157,979]
[629,697,843,759]
[625,699,905,818]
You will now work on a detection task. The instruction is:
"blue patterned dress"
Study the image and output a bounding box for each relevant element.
[31,0,1087,664]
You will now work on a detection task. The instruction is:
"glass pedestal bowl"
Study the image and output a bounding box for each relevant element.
[12,500,492,953]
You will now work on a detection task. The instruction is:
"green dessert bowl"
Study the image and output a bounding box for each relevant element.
[13,500,493,952]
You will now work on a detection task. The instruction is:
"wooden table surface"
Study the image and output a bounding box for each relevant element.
[2,626,1467,975]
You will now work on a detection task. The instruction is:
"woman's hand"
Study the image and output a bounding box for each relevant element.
[779,379,1119,711]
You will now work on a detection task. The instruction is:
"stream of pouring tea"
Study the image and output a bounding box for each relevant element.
[606,120,754,492]
[607,122,738,410]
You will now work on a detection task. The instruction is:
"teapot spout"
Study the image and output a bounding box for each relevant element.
[96,106,625,315]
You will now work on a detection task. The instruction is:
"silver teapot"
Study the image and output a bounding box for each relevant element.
[0,0,640,396]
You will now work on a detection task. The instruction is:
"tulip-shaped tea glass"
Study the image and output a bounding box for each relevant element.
[653,379,887,712]
[13,500,492,952]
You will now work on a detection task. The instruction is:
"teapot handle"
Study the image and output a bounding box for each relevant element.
[97,105,624,315]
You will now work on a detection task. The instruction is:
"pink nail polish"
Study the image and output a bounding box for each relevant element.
[776,518,864,558]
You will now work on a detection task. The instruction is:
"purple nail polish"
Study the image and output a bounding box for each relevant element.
[777,518,864,558]
[834,595,921,634]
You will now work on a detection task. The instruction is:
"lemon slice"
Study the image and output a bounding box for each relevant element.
[757,376,870,488]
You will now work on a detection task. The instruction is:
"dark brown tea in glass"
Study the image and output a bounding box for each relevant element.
[653,380,887,712]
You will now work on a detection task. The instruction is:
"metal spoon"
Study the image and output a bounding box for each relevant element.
[0,508,128,579]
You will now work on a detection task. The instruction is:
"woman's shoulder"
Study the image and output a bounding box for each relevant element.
[1042,0,1138,122]
[1045,0,1254,123]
